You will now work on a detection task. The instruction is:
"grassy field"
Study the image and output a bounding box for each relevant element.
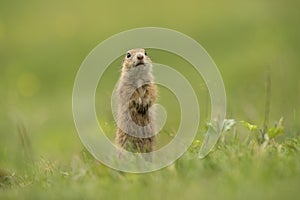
[1,0,300,199]
[1,131,300,199]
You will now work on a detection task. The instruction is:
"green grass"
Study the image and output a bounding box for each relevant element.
[1,130,300,200]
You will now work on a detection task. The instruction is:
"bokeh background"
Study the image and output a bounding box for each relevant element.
[0,0,299,194]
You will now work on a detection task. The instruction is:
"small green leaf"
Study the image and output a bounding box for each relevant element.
[267,117,284,139]
[240,121,258,131]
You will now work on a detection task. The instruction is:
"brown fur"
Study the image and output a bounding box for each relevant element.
[115,48,157,153]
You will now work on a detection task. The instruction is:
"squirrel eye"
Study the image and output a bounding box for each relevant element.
[144,51,147,56]
[126,52,131,58]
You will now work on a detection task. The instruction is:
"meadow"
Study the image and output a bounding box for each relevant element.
[1,0,300,199]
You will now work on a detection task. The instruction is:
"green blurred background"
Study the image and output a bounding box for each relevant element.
[0,0,299,174]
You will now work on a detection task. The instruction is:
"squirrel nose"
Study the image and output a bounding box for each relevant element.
[137,54,144,60]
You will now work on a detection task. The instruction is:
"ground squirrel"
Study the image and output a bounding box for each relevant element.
[115,48,157,153]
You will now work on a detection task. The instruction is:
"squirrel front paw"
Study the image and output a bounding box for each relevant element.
[130,97,149,114]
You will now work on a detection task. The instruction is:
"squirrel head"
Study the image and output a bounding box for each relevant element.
[122,48,152,72]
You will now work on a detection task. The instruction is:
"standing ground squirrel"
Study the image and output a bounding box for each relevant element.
[115,48,157,153]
